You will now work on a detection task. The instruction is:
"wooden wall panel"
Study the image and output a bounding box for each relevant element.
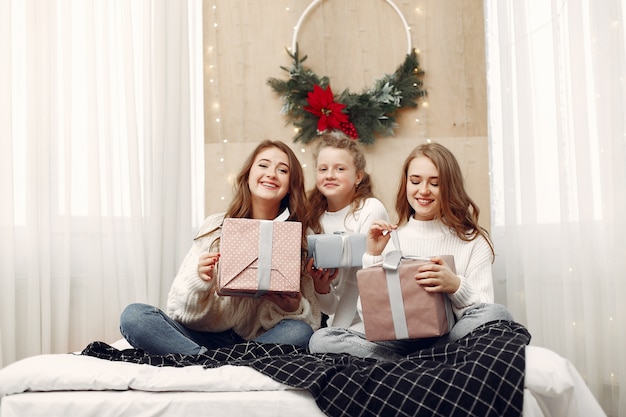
[202,0,490,229]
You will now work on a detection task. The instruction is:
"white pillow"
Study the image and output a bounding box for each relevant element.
[0,353,135,396]
[524,345,606,417]
[525,345,574,395]
[0,347,291,397]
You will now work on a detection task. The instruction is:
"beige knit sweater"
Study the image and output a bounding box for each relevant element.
[167,213,321,340]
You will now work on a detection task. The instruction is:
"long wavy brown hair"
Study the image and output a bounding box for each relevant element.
[395,142,494,259]
[306,133,376,234]
[225,140,307,226]
[197,140,309,252]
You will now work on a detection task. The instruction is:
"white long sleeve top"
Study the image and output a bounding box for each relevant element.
[316,198,389,329]
[356,217,494,333]
[167,213,321,340]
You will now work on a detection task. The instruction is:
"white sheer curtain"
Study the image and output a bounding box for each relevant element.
[485,1,625,415]
[0,0,204,368]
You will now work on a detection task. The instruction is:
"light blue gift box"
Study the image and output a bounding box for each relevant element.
[306,232,366,269]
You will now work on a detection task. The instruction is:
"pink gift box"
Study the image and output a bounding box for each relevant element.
[357,254,456,341]
[218,218,302,297]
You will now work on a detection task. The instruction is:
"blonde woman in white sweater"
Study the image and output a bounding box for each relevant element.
[120,141,320,355]
[310,142,513,360]
[306,134,389,353]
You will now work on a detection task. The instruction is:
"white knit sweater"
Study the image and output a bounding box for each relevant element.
[167,213,321,340]
[356,217,494,333]
[315,198,389,329]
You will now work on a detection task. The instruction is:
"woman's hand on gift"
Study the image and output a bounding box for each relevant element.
[414,256,461,294]
[366,220,397,256]
[306,258,339,294]
[198,252,220,281]
[263,292,302,312]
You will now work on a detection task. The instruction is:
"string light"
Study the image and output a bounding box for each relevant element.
[206,2,228,203]
[411,3,428,139]
[206,2,305,205]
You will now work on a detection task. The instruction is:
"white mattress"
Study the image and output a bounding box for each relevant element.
[0,391,327,417]
[0,340,606,417]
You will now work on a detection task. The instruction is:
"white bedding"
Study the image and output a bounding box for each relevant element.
[0,391,326,417]
[0,340,606,417]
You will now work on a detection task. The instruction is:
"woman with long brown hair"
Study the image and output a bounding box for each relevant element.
[120,140,320,355]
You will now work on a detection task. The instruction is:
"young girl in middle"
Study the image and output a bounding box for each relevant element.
[306,133,389,353]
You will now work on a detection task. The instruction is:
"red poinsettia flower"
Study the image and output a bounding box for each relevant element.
[303,85,349,132]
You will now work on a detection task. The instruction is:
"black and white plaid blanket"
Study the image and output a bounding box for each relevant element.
[82,320,530,417]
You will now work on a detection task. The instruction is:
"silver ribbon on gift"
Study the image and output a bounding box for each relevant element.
[256,220,274,296]
[382,231,409,339]
[337,231,353,269]
[330,232,358,328]
[383,253,409,339]
[383,232,435,338]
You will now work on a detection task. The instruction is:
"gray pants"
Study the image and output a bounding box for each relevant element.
[308,303,514,361]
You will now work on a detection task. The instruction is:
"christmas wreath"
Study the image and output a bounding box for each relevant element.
[267,46,426,145]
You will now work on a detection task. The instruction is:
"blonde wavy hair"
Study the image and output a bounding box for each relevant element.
[306,133,376,234]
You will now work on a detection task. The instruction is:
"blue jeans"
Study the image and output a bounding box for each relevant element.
[308,303,514,361]
[120,303,314,355]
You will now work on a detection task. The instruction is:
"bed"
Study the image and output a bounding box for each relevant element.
[0,321,606,417]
